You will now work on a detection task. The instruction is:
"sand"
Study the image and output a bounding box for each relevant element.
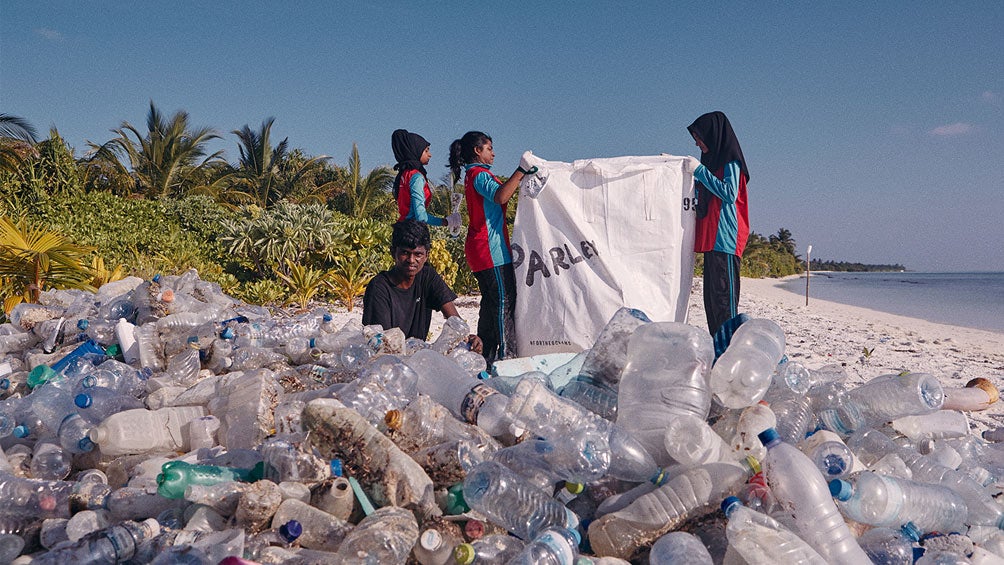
[333,275,1004,434]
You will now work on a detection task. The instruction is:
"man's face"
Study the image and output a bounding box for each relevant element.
[392,245,428,277]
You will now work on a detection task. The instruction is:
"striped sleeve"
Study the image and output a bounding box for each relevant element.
[406,173,445,226]
[473,170,501,202]
[695,160,742,203]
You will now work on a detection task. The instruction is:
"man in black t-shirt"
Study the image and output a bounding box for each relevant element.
[363,220,482,352]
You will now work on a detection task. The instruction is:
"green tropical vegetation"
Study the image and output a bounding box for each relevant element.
[0,104,904,316]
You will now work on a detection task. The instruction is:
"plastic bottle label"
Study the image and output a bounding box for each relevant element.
[460,384,500,425]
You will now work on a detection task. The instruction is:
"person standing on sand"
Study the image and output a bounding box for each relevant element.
[391,129,461,230]
[362,219,481,352]
[684,111,750,336]
[447,131,537,366]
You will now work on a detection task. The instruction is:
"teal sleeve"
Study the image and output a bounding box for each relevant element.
[694,160,741,203]
[474,171,500,202]
[407,173,445,226]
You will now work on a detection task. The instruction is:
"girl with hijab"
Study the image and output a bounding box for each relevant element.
[684,111,750,335]
[391,129,459,229]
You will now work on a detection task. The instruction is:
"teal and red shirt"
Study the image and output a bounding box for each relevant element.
[396,169,444,226]
[694,160,749,257]
[463,163,511,272]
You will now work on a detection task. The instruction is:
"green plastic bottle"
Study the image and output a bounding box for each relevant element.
[155,460,255,499]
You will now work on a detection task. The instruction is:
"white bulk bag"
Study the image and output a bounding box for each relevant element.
[512,153,696,356]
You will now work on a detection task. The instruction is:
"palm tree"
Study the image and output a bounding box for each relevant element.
[0,113,39,175]
[89,101,223,198]
[333,143,394,218]
[0,216,95,311]
[770,228,797,256]
[228,118,332,208]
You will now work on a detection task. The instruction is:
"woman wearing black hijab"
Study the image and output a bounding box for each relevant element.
[685,111,750,335]
[391,129,459,229]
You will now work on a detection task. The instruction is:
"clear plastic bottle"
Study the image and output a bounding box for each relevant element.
[732,401,776,461]
[269,498,353,552]
[720,496,827,564]
[587,462,751,560]
[431,315,470,354]
[0,472,76,519]
[114,317,139,364]
[710,319,786,408]
[331,506,418,563]
[509,527,580,565]
[577,307,652,389]
[30,440,72,480]
[163,340,202,386]
[413,522,464,565]
[74,386,144,423]
[404,349,511,436]
[663,413,736,466]
[384,394,497,454]
[506,377,662,483]
[799,429,860,482]
[649,531,715,564]
[134,321,164,372]
[851,372,945,418]
[88,405,208,456]
[489,429,611,488]
[156,460,254,499]
[452,533,526,565]
[559,376,618,420]
[462,460,579,540]
[829,471,968,534]
[856,524,921,565]
[77,359,146,396]
[616,322,714,464]
[58,412,96,454]
[757,428,870,564]
[30,518,160,564]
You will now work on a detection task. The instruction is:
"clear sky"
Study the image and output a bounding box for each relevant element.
[3,2,1002,272]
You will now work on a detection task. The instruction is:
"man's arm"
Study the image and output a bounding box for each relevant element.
[361,277,394,331]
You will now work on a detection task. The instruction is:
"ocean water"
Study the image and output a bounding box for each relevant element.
[777,272,1004,334]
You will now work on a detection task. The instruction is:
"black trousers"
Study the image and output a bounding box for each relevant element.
[703,251,741,335]
[473,264,517,366]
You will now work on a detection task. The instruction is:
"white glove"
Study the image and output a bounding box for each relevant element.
[446,212,462,231]
[518,151,539,176]
[683,156,701,174]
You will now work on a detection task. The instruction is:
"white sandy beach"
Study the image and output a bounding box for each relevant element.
[337,275,1004,434]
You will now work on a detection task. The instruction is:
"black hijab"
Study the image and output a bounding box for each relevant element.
[391,129,430,199]
[687,112,749,218]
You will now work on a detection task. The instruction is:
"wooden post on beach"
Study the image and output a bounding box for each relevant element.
[805,244,812,306]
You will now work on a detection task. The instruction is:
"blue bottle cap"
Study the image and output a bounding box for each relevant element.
[721,496,742,515]
[152,274,161,282]
[901,522,921,542]
[477,370,490,380]
[220,327,235,340]
[322,313,332,322]
[13,425,29,438]
[829,479,852,500]
[757,428,780,446]
[308,338,315,348]
[75,393,94,409]
[329,459,343,477]
[279,520,302,542]
[79,437,95,452]
[0,378,9,390]
[567,528,581,545]
[77,319,89,330]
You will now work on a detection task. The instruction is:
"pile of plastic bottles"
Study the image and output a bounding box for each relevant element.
[0,269,1003,564]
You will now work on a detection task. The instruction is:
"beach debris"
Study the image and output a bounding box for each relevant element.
[1,270,1003,563]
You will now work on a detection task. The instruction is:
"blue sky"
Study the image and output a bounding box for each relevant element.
[3,2,1002,272]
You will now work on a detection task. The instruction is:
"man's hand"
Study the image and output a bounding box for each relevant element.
[467,334,483,354]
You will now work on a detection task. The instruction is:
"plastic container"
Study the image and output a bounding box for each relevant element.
[488,429,610,488]
[384,394,497,454]
[855,524,921,565]
[829,471,968,533]
[462,460,578,540]
[663,413,736,466]
[453,533,526,565]
[30,518,160,564]
[721,496,828,564]
[505,378,661,483]
[404,349,510,436]
[823,372,945,434]
[74,386,144,423]
[87,405,208,456]
[616,322,715,464]
[509,527,580,565]
[577,307,652,390]
[799,429,860,481]
[710,318,785,408]
[559,376,618,420]
[587,462,751,560]
[156,460,254,499]
[331,506,418,563]
[114,318,139,364]
[891,410,970,441]
[649,531,715,564]
[758,428,870,564]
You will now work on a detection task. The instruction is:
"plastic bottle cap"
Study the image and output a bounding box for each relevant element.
[0,378,9,390]
[77,319,89,330]
[901,522,922,542]
[329,459,343,477]
[279,520,302,542]
[220,327,235,340]
[463,519,484,539]
[829,479,852,500]
[105,344,121,358]
[27,365,57,388]
[323,313,332,322]
[564,482,585,495]
[384,410,402,430]
[453,543,475,565]
[152,274,161,282]
[567,528,582,545]
[419,529,443,550]
[477,370,490,380]
[757,428,780,446]
[13,425,29,438]
[78,437,95,452]
[74,393,93,409]
[744,455,761,474]
[447,483,469,515]
[721,495,742,515]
